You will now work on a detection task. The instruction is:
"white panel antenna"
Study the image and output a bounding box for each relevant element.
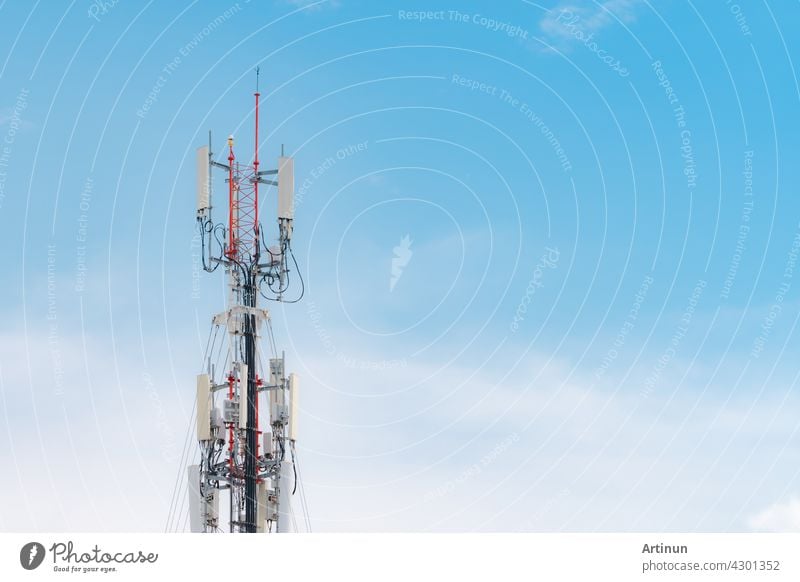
[196,374,211,441]
[277,156,294,220]
[288,373,299,442]
[187,464,203,533]
[196,145,210,216]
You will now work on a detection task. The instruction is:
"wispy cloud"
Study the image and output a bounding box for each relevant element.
[540,0,644,43]
[747,498,800,532]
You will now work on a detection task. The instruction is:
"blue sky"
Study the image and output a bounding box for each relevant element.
[2,0,800,532]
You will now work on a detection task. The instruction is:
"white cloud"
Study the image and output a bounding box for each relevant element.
[747,498,800,532]
[0,328,195,532]
[285,344,800,531]
[4,317,800,532]
[540,0,643,42]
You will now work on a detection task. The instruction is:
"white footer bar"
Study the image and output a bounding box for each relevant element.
[1,533,796,581]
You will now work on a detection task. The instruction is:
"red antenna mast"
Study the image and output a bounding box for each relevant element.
[225,67,261,262]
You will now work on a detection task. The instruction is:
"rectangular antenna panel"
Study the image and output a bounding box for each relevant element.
[277,156,294,219]
[196,374,211,441]
[196,145,210,213]
[187,465,203,532]
[288,373,299,441]
[256,481,267,533]
[277,461,294,533]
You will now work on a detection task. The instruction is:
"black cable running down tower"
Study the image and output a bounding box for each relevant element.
[244,273,258,533]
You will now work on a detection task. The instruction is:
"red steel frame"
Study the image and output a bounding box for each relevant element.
[226,91,261,262]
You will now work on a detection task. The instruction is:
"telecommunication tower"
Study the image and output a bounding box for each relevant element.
[188,70,304,533]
